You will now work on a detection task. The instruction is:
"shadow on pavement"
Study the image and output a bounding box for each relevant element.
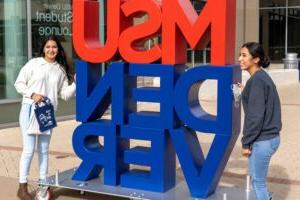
[50,187,129,200]
[268,165,290,200]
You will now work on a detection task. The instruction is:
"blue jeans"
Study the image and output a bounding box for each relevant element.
[249,136,280,200]
[19,103,51,183]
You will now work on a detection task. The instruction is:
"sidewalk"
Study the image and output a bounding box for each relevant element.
[0,83,300,199]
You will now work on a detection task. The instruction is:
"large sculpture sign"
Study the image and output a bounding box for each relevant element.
[72,0,240,198]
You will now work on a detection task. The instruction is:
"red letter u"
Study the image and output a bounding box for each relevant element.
[73,0,126,63]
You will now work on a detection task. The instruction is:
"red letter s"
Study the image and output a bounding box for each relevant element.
[119,0,162,63]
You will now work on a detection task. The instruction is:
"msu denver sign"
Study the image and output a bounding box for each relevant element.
[71,0,240,198]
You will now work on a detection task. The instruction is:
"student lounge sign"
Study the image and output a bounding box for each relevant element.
[71,0,240,198]
[33,1,72,36]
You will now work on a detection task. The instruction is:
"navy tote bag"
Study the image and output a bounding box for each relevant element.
[34,97,57,132]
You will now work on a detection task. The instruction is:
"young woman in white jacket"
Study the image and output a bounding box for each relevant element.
[14,35,76,199]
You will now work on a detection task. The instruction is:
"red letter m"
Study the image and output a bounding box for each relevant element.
[162,0,236,65]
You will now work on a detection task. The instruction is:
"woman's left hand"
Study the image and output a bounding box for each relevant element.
[241,148,251,157]
[31,93,44,103]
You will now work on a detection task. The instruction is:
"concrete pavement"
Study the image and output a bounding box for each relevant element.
[0,83,300,199]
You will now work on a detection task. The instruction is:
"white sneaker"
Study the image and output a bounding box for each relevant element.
[35,185,51,200]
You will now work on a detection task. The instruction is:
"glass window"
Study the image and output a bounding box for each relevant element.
[0,4,4,98]
[288,8,300,54]
[187,48,210,66]
[260,0,300,63]
[188,0,209,65]
[260,0,286,7]
[260,8,286,62]
[31,0,76,68]
[0,0,28,99]
[289,0,300,6]
[191,0,207,13]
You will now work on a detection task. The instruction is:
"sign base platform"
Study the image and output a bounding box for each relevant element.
[45,168,255,200]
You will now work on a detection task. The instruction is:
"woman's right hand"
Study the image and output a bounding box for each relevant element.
[237,82,245,92]
[241,148,251,157]
[31,93,44,103]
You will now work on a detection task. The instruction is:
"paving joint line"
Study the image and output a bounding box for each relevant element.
[1,145,299,186]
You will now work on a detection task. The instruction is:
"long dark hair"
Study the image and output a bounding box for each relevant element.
[39,35,73,82]
[242,42,270,68]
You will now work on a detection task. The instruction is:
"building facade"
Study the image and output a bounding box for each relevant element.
[0,0,75,124]
[0,0,299,124]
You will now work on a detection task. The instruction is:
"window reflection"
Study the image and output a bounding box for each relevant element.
[260,0,300,63]
[0,0,28,99]
[188,0,210,65]
[260,8,286,62]
[260,0,286,7]
[287,8,300,54]
[289,0,300,7]
[31,0,74,65]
